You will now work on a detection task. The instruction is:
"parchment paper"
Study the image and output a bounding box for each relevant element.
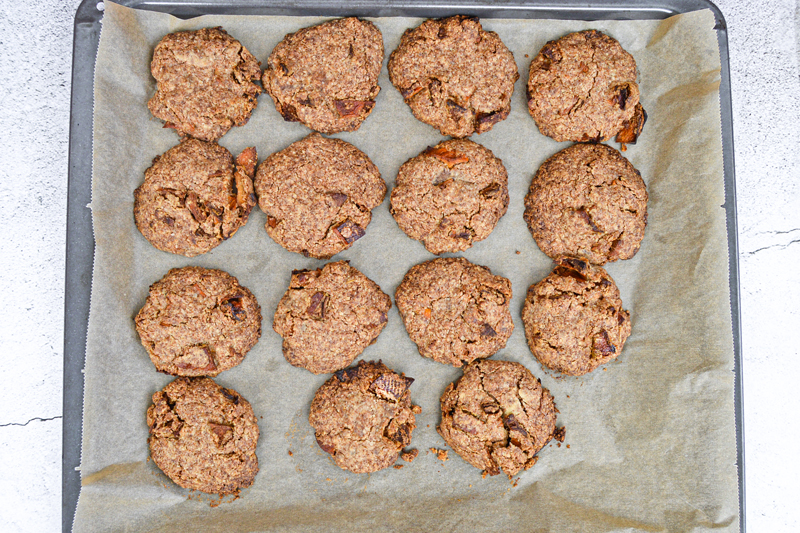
[74,2,738,531]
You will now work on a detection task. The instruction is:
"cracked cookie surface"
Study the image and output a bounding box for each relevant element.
[395,257,513,367]
[390,139,509,254]
[134,139,257,257]
[148,27,262,142]
[527,30,640,143]
[388,16,518,138]
[135,267,262,377]
[273,261,391,374]
[522,257,631,376]
[254,133,385,258]
[524,143,647,265]
[262,17,383,134]
[438,359,558,477]
[309,360,420,473]
[147,377,259,494]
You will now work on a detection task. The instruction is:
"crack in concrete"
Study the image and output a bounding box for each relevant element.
[748,238,800,255]
[753,227,800,237]
[0,415,62,428]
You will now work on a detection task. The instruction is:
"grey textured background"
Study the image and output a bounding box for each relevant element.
[0,0,798,531]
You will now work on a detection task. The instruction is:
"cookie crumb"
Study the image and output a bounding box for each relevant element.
[288,450,293,456]
[401,448,419,462]
[566,444,571,449]
[482,471,488,479]
[515,250,521,255]
[430,448,449,461]
[393,464,404,470]
[553,427,566,442]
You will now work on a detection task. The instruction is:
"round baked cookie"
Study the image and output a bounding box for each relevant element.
[309,360,420,473]
[254,133,385,258]
[527,30,642,143]
[523,143,647,265]
[148,27,262,142]
[135,267,262,377]
[522,257,631,376]
[390,139,509,254]
[134,139,257,257]
[262,17,383,134]
[388,16,519,138]
[395,257,514,367]
[273,261,391,374]
[438,359,559,477]
[147,377,259,494]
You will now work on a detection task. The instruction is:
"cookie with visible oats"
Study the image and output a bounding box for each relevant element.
[134,139,257,257]
[524,143,647,265]
[273,261,391,374]
[527,30,646,143]
[522,257,631,376]
[148,27,262,142]
[262,17,383,133]
[438,359,559,477]
[390,139,509,254]
[309,360,420,473]
[147,377,259,494]
[388,16,519,138]
[135,266,261,377]
[395,257,514,367]
[254,133,385,258]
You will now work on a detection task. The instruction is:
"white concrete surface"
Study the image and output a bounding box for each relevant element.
[0,0,797,531]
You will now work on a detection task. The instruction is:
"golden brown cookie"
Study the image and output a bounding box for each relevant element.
[390,139,509,254]
[273,261,391,374]
[148,27,261,142]
[527,30,643,143]
[395,257,514,367]
[523,143,647,265]
[309,360,420,473]
[522,257,631,376]
[388,16,519,138]
[438,359,559,477]
[254,133,385,258]
[135,267,261,377]
[147,377,259,494]
[134,139,257,257]
[262,18,383,133]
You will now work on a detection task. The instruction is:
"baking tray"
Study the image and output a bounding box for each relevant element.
[65,0,743,531]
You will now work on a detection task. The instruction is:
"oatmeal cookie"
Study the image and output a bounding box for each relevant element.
[390,139,509,254]
[438,359,559,477]
[134,139,257,257]
[147,377,259,494]
[309,360,420,473]
[522,257,631,376]
[273,261,391,374]
[135,267,261,377]
[254,133,385,258]
[524,143,647,265]
[148,27,262,142]
[262,18,383,133]
[388,16,518,138]
[395,257,513,367]
[527,30,645,143]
